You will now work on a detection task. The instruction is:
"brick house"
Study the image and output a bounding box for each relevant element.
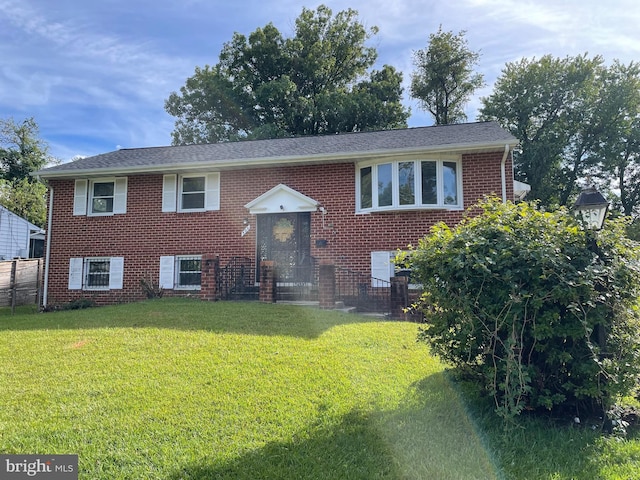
[35,121,519,308]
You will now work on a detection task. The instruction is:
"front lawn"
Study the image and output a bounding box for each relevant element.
[1,299,638,479]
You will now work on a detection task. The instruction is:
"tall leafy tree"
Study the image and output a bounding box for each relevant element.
[0,117,51,227]
[410,26,484,125]
[0,178,48,227]
[1,117,49,181]
[595,61,640,218]
[165,5,409,145]
[479,54,640,209]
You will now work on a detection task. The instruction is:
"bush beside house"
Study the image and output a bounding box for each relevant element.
[402,198,640,419]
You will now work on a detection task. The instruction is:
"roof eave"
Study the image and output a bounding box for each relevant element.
[34,139,519,179]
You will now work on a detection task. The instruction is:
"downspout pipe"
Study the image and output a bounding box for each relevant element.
[501,144,509,203]
[43,183,53,308]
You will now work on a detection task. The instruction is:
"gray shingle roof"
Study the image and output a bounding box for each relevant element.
[36,121,517,178]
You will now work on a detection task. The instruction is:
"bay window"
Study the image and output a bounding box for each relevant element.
[357,158,462,211]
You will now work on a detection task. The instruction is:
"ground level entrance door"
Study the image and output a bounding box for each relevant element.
[257,212,312,283]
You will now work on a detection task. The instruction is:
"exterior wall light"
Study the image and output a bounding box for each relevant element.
[573,186,609,230]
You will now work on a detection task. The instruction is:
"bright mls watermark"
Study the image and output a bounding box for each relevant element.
[0,455,77,479]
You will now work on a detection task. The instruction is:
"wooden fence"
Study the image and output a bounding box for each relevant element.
[0,259,43,312]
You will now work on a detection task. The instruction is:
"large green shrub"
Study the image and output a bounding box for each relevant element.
[401,198,640,419]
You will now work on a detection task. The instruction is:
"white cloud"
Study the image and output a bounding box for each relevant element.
[1,0,638,160]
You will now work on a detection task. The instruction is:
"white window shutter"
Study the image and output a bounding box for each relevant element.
[68,258,84,289]
[205,173,220,211]
[371,251,394,284]
[159,256,175,289]
[162,175,177,212]
[73,180,88,215]
[113,178,128,214]
[109,257,124,289]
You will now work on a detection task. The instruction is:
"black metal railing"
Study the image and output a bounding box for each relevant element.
[335,266,391,314]
[218,257,258,300]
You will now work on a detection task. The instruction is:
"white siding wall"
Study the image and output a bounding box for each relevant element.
[0,207,31,260]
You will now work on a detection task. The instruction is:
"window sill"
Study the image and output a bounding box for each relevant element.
[356,205,464,214]
[87,212,115,217]
[177,208,206,213]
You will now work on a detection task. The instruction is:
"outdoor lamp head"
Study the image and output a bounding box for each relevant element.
[573,186,609,230]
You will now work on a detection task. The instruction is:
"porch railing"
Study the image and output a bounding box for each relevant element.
[218,256,257,300]
[335,266,391,314]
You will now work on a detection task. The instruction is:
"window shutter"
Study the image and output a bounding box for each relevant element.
[371,251,393,284]
[73,180,88,215]
[68,258,84,289]
[109,257,124,289]
[159,255,175,289]
[205,173,220,211]
[113,178,128,214]
[162,175,177,212]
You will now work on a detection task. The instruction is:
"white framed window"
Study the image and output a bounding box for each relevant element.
[73,178,127,216]
[176,256,202,289]
[357,159,462,212]
[90,181,115,214]
[158,255,202,290]
[162,173,220,213]
[68,256,124,290]
[179,175,205,211]
[85,258,110,290]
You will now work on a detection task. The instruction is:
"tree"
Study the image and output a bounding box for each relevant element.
[410,26,484,125]
[0,117,51,227]
[1,117,49,181]
[479,55,640,210]
[0,178,47,227]
[165,5,409,145]
[400,198,640,420]
[595,61,640,218]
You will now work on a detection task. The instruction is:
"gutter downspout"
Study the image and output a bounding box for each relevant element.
[43,184,53,308]
[501,144,510,203]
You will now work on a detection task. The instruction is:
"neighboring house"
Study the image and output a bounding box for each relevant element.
[34,121,519,307]
[0,205,45,260]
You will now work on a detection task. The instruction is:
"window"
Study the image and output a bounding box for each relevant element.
[162,173,220,213]
[73,178,127,216]
[158,255,202,290]
[85,258,110,289]
[91,181,114,214]
[359,167,372,209]
[180,176,205,210]
[68,257,124,290]
[176,256,202,289]
[398,162,415,205]
[357,159,461,212]
[377,163,393,207]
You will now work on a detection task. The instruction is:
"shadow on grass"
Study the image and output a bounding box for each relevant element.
[168,373,503,480]
[0,298,386,338]
[447,374,634,479]
[167,409,400,480]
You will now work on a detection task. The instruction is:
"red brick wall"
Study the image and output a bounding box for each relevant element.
[45,151,513,305]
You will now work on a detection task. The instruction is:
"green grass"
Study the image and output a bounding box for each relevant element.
[1,299,638,479]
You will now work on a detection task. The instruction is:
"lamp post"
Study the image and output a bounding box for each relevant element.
[573,186,610,230]
[573,186,610,352]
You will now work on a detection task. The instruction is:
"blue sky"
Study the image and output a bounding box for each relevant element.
[1,0,639,162]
